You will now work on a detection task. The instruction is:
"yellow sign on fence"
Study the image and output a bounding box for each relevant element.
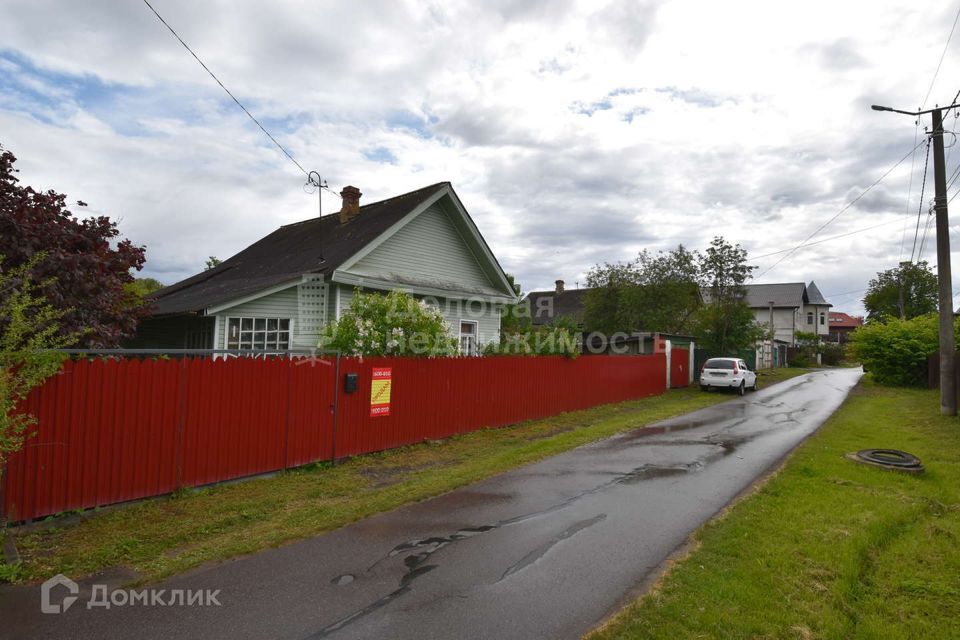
[370,367,392,417]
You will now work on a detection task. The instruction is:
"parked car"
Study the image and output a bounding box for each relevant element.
[699,357,758,395]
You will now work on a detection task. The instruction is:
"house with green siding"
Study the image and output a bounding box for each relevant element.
[135,182,518,354]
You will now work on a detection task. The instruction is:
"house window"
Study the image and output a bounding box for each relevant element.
[807,312,814,325]
[820,313,825,326]
[226,317,291,350]
[459,320,478,356]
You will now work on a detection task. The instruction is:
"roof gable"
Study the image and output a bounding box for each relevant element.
[149,182,515,315]
[342,195,504,296]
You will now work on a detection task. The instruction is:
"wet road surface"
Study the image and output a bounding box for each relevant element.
[1,368,862,640]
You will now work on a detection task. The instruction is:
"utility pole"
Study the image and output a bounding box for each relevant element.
[872,103,958,415]
[931,107,956,415]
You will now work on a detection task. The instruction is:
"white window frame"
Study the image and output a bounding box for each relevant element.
[459,320,479,356]
[807,311,814,325]
[225,316,292,352]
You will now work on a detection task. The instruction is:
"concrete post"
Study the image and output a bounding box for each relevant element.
[688,342,696,385]
[665,339,672,390]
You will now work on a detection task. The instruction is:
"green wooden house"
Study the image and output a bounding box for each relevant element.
[134,182,518,354]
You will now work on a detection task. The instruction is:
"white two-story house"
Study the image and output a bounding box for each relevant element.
[742,281,832,367]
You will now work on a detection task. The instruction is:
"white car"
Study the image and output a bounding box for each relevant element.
[699,357,758,396]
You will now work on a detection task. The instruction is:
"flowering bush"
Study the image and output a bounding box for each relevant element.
[321,289,458,357]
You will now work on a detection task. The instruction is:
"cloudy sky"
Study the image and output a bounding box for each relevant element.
[2,0,960,315]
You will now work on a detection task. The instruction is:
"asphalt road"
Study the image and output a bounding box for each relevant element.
[1,368,862,640]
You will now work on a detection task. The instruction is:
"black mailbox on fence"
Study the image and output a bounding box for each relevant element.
[344,373,359,393]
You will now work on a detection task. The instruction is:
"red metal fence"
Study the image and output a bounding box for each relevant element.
[3,354,666,522]
[671,348,690,389]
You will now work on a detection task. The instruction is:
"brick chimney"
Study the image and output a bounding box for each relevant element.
[555,279,565,295]
[339,185,362,223]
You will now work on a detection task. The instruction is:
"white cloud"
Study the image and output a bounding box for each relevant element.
[2,0,960,315]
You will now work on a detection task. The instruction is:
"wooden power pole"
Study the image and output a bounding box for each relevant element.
[873,102,958,415]
[931,107,956,416]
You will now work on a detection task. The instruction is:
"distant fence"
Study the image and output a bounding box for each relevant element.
[2,353,667,522]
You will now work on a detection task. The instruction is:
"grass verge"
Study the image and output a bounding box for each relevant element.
[591,376,960,640]
[5,367,807,586]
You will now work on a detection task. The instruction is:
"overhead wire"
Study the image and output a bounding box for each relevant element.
[921,4,960,109]
[748,216,907,262]
[909,139,932,262]
[917,208,934,258]
[899,119,922,261]
[142,0,341,200]
[754,138,927,279]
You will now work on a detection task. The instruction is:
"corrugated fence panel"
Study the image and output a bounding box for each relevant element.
[3,354,666,521]
[333,354,667,458]
[671,348,690,389]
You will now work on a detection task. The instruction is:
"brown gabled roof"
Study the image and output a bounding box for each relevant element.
[524,288,590,327]
[149,182,449,315]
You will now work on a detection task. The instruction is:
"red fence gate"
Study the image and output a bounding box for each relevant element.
[3,354,666,522]
[670,348,689,388]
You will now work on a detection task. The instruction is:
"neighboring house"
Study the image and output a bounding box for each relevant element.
[739,281,832,368]
[133,182,518,355]
[525,280,589,328]
[522,280,695,354]
[737,281,832,345]
[828,311,863,343]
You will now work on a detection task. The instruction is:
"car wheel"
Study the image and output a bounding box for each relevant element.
[738,381,745,396]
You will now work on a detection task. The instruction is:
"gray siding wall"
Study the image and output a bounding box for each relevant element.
[432,297,501,346]
[348,204,496,292]
[213,286,306,348]
[328,283,501,347]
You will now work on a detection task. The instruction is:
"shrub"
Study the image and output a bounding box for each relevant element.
[484,316,580,359]
[848,314,951,386]
[1,255,76,467]
[820,342,846,366]
[788,352,812,368]
[320,289,458,357]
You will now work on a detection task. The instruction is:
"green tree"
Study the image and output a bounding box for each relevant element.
[693,236,764,354]
[499,273,530,336]
[863,261,938,321]
[321,289,458,356]
[205,256,222,271]
[1,255,77,467]
[125,277,164,301]
[583,245,702,334]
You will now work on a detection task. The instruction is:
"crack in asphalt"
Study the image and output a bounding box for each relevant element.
[307,372,837,639]
[497,514,607,581]
[310,453,726,638]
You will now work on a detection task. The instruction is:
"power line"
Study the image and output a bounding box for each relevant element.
[900,120,922,261]
[748,216,906,262]
[141,0,311,180]
[918,209,934,258]
[921,3,960,108]
[910,139,932,262]
[754,138,927,279]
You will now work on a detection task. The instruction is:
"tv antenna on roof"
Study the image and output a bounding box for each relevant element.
[304,171,328,262]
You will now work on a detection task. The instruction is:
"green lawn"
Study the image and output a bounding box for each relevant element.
[2,368,807,585]
[592,377,960,640]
